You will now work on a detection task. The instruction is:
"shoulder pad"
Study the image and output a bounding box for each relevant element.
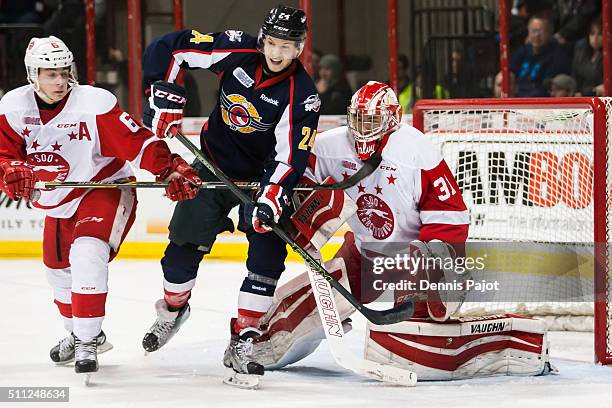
[0,85,33,114]
[383,124,441,170]
[312,126,352,158]
[70,85,117,114]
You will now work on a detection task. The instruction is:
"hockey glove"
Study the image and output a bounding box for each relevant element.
[0,160,35,201]
[143,81,186,138]
[157,154,201,201]
[252,183,288,233]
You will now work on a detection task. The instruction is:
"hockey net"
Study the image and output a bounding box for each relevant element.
[413,98,612,364]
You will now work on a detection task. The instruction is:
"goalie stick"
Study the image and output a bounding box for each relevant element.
[173,130,414,326]
[305,258,417,385]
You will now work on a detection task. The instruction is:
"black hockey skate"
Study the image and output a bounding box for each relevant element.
[74,335,98,374]
[142,299,191,352]
[50,331,112,365]
[223,320,265,389]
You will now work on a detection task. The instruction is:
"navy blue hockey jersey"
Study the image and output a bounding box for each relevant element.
[142,29,321,191]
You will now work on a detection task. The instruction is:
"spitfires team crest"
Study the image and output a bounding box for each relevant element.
[356,194,395,240]
[220,90,274,134]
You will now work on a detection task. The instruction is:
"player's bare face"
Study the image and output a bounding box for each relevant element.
[263,37,296,72]
[38,68,70,102]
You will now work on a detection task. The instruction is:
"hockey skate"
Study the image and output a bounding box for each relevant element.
[74,335,99,385]
[50,331,113,365]
[142,299,191,353]
[223,322,265,389]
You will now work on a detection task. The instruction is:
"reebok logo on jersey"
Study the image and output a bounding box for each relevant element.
[260,93,279,106]
[251,285,267,292]
[233,67,254,88]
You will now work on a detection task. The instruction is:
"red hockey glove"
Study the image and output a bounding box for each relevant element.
[157,154,201,201]
[143,81,186,138]
[0,160,35,201]
[252,184,288,233]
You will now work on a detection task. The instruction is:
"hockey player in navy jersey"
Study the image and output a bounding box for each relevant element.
[140,5,320,386]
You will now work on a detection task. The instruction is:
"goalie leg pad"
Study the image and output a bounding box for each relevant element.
[364,314,550,381]
[252,257,355,369]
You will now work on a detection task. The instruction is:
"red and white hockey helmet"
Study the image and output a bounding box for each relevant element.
[24,36,77,92]
[347,81,401,160]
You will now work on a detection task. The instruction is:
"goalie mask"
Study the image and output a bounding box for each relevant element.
[348,81,402,160]
[257,5,307,61]
[24,36,78,103]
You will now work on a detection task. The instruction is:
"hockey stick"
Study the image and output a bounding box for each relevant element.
[304,257,417,385]
[174,130,414,325]
[33,181,344,191]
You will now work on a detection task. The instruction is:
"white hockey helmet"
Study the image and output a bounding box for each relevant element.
[24,36,78,92]
[347,81,401,160]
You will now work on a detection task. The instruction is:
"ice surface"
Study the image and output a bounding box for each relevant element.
[1,259,612,408]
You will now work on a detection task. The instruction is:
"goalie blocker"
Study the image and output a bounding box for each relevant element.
[252,185,551,380]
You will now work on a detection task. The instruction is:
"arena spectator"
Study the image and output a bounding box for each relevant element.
[510,13,571,97]
[444,49,472,98]
[553,0,600,46]
[396,54,413,113]
[572,16,604,96]
[316,54,352,115]
[547,73,577,97]
[493,71,516,97]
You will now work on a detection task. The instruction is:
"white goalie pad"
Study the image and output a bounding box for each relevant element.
[364,314,551,381]
[291,177,357,251]
[252,258,356,369]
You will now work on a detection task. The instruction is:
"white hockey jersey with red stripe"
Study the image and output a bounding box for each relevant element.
[305,124,469,249]
[0,85,171,218]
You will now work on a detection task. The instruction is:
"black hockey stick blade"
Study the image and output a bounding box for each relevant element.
[174,130,414,325]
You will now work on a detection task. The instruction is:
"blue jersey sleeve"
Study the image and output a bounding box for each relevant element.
[142,29,258,89]
[260,73,321,192]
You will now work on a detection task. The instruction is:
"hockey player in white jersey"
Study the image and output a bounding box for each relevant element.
[0,36,201,377]
[251,81,551,380]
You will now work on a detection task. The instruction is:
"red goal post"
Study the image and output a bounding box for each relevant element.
[413,97,612,365]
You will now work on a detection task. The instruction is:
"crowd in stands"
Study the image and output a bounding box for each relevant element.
[0,1,607,116]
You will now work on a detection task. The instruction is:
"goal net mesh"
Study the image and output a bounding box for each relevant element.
[414,98,612,360]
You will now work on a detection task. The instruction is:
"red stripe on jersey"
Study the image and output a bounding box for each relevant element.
[287,76,295,164]
[71,292,107,318]
[0,114,26,162]
[419,223,469,242]
[255,61,297,89]
[165,58,177,82]
[54,299,72,318]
